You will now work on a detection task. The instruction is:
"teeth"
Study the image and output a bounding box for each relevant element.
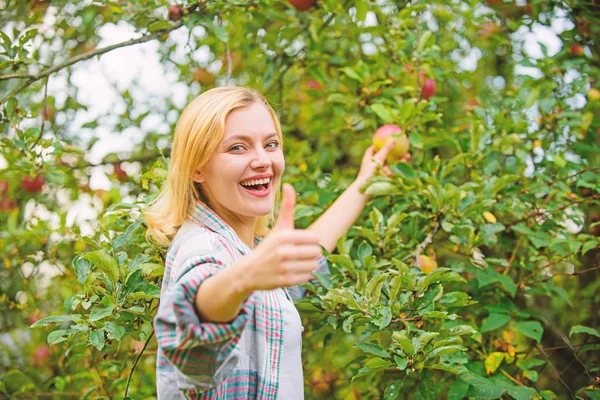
[240,178,271,187]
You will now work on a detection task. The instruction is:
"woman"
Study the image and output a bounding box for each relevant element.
[144,86,399,399]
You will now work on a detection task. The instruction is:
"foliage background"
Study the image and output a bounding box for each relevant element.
[1,0,599,398]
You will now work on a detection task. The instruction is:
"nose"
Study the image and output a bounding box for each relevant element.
[250,147,272,170]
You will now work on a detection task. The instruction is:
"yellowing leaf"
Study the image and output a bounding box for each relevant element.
[483,211,497,224]
[485,352,505,375]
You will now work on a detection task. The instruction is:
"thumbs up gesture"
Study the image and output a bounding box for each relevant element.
[244,184,323,291]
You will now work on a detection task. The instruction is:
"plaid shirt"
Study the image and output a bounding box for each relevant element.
[154,201,328,399]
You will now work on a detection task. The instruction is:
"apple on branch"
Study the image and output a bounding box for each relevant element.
[373,124,411,163]
[288,0,314,12]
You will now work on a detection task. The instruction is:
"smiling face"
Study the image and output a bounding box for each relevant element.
[193,101,285,225]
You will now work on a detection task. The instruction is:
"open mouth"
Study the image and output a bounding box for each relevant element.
[239,177,272,197]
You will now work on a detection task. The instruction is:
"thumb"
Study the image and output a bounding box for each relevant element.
[374,139,396,164]
[274,183,296,231]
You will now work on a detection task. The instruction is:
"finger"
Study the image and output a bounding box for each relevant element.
[284,273,316,287]
[373,139,396,164]
[400,153,412,162]
[282,260,320,274]
[363,145,376,160]
[279,245,323,261]
[279,230,321,245]
[274,183,296,231]
[383,166,393,177]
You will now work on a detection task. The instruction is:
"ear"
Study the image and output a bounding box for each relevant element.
[192,169,205,184]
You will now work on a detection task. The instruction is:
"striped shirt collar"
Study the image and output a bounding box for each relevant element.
[189,201,260,255]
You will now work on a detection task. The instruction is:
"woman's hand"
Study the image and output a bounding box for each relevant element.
[354,140,411,187]
[241,184,323,291]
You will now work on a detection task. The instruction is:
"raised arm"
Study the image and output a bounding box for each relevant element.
[307,140,404,253]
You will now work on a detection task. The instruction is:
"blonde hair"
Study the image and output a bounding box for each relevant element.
[144,87,284,247]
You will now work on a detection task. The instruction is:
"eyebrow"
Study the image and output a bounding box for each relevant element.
[223,132,278,145]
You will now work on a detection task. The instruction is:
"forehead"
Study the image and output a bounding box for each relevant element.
[223,102,277,139]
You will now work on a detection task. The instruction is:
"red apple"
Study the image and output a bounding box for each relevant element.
[32,345,51,367]
[306,80,323,91]
[570,44,585,56]
[288,0,314,11]
[0,199,17,211]
[113,163,128,182]
[422,78,436,99]
[192,68,216,85]
[588,88,600,102]
[373,124,410,162]
[404,64,413,72]
[0,180,8,196]
[21,175,45,193]
[481,22,499,38]
[168,4,183,21]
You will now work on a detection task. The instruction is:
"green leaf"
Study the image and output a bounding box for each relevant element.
[73,256,91,285]
[448,379,470,400]
[31,315,73,328]
[480,313,511,333]
[515,321,543,343]
[364,181,398,196]
[425,345,467,361]
[392,331,414,356]
[89,296,116,322]
[89,330,104,351]
[148,20,172,33]
[84,251,120,286]
[370,104,394,124]
[569,325,600,339]
[384,379,403,400]
[392,162,416,179]
[484,352,505,375]
[104,321,125,340]
[366,274,387,304]
[355,342,391,358]
[340,67,362,81]
[47,329,70,345]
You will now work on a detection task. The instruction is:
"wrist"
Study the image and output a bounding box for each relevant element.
[228,256,255,295]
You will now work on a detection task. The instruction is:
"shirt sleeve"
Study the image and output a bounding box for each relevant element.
[154,254,258,388]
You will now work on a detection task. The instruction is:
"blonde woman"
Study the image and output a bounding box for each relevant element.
[145,86,398,399]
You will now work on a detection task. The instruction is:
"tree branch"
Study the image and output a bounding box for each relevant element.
[124,329,155,397]
[0,22,184,104]
[518,166,600,195]
[506,194,600,228]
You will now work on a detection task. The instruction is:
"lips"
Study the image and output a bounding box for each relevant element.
[239,178,272,198]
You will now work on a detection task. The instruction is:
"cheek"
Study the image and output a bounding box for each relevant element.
[273,152,285,174]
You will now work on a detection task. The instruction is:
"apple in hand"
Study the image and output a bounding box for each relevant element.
[373,124,410,162]
[288,0,314,11]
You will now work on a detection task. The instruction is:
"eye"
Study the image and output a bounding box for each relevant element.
[229,144,245,151]
[266,141,279,149]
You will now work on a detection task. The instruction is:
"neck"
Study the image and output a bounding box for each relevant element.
[211,203,258,249]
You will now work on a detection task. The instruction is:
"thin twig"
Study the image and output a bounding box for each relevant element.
[31,76,49,150]
[124,330,155,397]
[518,166,600,195]
[536,344,574,396]
[539,265,600,283]
[0,22,184,104]
[0,73,34,80]
[560,334,595,383]
[506,194,600,228]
